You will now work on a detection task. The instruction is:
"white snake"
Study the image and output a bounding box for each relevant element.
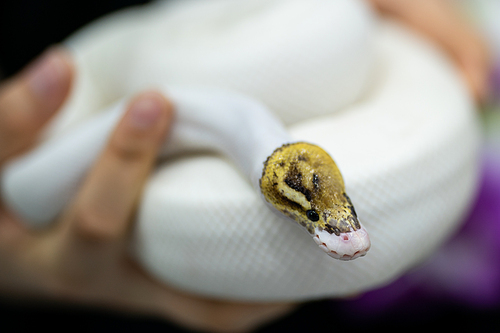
[1,0,481,301]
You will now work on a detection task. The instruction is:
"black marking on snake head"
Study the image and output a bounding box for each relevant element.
[343,193,357,218]
[285,171,312,201]
[312,174,320,189]
[298,155,307,162]
[350,215,361,230]
[325,224,340,236]
[282,197,303,212]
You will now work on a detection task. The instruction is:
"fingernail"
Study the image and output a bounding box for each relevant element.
[27,49,68,100]
[128,93,164,129]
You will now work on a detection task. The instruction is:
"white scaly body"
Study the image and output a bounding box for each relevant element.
[2,88,290,224]
[1,0,480,301]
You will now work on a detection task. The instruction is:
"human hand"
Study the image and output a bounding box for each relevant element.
[369,0,491,103]
[0,49,296,332]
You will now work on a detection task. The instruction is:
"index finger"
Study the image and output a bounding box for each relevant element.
[67,91,174,242]
[0,48,74,163]
[47,91,173,279]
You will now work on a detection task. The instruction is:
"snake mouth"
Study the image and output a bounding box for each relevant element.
[313,226,370,260]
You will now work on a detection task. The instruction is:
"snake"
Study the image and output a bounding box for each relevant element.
[2,86,370,260]
[0,0,480,301]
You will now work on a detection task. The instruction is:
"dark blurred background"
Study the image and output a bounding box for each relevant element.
[1,0,500,331]
[0,0,151,78]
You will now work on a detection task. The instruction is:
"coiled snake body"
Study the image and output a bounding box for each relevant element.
[1,0,480,300]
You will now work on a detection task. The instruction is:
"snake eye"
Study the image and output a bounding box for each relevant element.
[306,210,319,221]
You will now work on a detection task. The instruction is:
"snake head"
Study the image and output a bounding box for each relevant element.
[260,142,370,260]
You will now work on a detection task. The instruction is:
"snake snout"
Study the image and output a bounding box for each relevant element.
[313,225,370,260]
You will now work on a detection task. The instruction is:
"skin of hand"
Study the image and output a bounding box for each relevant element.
[0,49,296,333]
[368,0,491,103]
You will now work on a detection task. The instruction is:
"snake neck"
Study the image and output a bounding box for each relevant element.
[159,87,292,189]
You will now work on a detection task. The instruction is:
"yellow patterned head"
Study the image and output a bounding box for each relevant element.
[260,142,370,260]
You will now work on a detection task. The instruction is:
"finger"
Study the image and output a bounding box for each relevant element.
[0,48,74,163]
[409,1,491,102]
[46,91,173,281]
[453,35,491,103]
[369,0,491,103]
[66,91,173,242]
